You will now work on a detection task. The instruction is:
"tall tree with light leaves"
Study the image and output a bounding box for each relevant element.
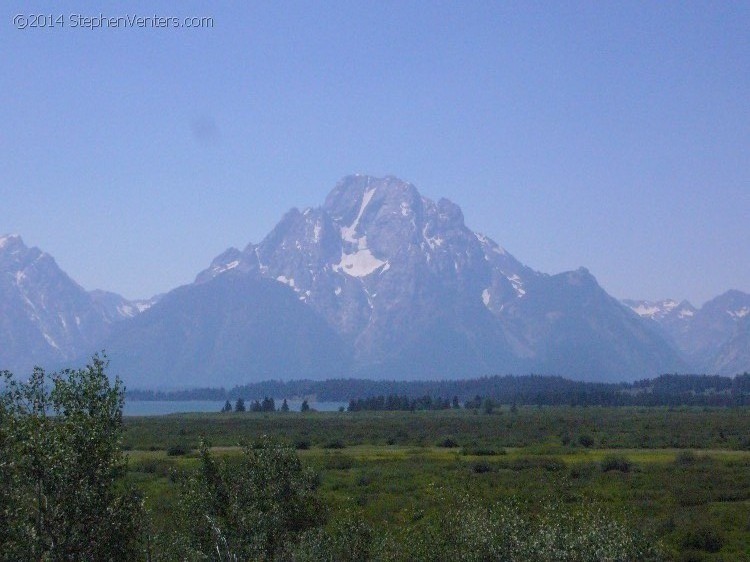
[0,354,144,560]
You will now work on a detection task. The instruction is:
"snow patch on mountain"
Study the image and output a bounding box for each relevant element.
[508,274,526,297]
[0,234,19,249]
[729,307,749,319]
[334,249,386,277]
[625,299,681,320]
[341,187,376,243]
[276,275,296,288]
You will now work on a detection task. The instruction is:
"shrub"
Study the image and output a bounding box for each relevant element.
[462,446,505,456]
[388,492,663,561]
[674,451,697,466]
[166,443,190,456]
[680,525,723,553]
[600,455,632,473]
[472,462,494,474]
[286,512,379,561]
[172,437,322,560]
[438,437,460,448]
[578,434,595,448]
[325,454,353,470]
[0,355,144,560]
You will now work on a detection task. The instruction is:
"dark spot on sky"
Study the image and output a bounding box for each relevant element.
[190,116,220,145]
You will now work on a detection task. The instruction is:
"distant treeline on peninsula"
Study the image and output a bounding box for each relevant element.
[127,373,750,407]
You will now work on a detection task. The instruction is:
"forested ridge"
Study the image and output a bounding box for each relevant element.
[128,373,750,407]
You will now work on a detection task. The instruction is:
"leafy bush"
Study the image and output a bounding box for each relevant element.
[285,512,382,561]
[325,454,354,470]
[166,443,190,456]
[674,451,697,466]
[170,437,323,560]
[473,462,494,474]
[462,446,505,456]
[0,355,144,560]
[600,455,633,473]
[389,493,663,561]
[680,525,723,553]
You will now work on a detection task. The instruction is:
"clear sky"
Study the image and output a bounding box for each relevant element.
[2,1,748,304]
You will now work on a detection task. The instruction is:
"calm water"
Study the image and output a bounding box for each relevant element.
[123,399,348,416]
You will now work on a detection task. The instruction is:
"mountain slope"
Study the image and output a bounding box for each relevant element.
[625,291,750,374]
[712,315,750,376]
[0,235,108,372]
[5,176,731,384]
[102,272,351,388]
[198,175,686,381]
[0,235,154,374]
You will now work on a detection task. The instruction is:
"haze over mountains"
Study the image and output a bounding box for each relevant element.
[2,176,748,387]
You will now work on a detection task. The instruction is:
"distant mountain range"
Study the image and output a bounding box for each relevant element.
[1,175,747,386]
[622,291,750,377]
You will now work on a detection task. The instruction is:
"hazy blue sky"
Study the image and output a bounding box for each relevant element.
[2,1,748,304]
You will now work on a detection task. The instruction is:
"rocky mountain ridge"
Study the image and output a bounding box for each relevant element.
[2,176,747,384]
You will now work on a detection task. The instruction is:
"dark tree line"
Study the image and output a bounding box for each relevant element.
[130,373,750,407]
[222,397,296,413]
[347,394,457,412]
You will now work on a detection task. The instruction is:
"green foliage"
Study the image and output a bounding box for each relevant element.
[284,512,382,561]
[170,436,323,560]
[166,443,190,456]
[123,407,750,451]
[600,455,633,473]
[389,493,663,561]
[234,397,246,412]
[438,437,459,448]
[131,372,750,407]
[680,524,724,553]
[0,354,143,560]
[462,446,505,456]
[674,451,698,466]
[482,397,495,415]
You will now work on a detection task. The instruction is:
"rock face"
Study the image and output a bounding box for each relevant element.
[190,175,685,383]
[624,290,750,375]
[0,235,142,373]
[6,175,744,386]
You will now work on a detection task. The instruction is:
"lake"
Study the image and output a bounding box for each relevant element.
[123,399,348,416]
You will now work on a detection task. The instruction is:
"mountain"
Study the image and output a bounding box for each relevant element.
[101,271,350,388]
[6,175,743,385]
[624,290,750,374]
[712,315,750,376]
[193,175,685,382]
[0,235,146,373]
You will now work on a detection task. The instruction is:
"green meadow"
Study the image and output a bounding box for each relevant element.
[124,407,750,560]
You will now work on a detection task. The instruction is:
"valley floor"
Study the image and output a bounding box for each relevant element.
[125,407,750,560]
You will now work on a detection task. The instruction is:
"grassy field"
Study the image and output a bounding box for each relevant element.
[124,407,750,560]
